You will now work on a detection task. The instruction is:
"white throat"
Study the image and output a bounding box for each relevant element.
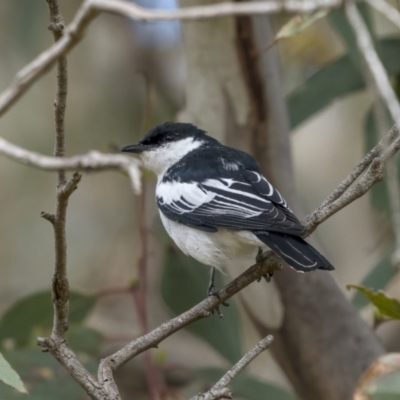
[140,137,203,178]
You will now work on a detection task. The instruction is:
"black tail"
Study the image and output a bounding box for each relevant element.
[255,232,334,272]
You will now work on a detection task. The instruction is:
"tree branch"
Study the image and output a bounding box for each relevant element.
[37,337,106,400]
[0,0,341,120]
[97,253,281,399]
[94,0,341,20]
[0,137,141,193]
[189,335,274,400]
[44,0,75,343]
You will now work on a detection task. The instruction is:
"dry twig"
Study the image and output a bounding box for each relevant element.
[44,0,75,343]
[0,0,341,119]
[189,336,274,400]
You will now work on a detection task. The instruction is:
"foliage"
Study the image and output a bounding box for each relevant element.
[351,251,397,308]
[0,352,26,394]
[287,37,400,129]
[347,285,400,320]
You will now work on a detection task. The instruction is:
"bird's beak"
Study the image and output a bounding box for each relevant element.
[121,143,154,154]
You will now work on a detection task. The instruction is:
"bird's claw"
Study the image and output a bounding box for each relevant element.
[207,286,229,320]
[256,248,282,283]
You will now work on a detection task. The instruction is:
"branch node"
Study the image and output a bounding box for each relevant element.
[59,171,82,196]
[41,211,56,224]
[48,22,64,34]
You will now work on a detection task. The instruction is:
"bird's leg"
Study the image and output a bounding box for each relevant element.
[207,267,217,297]
[256,247,282,282]
[207,267,229,319]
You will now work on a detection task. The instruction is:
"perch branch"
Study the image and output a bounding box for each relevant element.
[0,0,341,119]
[189,335,274,400]
[97,254,281,399]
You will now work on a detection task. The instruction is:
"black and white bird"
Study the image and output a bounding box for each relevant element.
[122,122,334,291]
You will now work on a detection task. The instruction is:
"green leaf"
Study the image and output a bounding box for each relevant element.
[287,38,400,129]
[347,285,400,320]
[197,368,297,400]
[352,251,397,308]
[275,10,329,41]
[161,246,242,363]
[0,291,96,348]
[0,352,26,394]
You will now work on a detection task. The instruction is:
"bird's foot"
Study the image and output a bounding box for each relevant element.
[207,268,229,320]
[255,248,283,283]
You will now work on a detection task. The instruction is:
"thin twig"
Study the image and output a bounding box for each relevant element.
[37,337,106,399]
[97,253,281,398]
[44,0,75,343]
[365,0,400,30]
[94,0,341,20]
[0,0,341,119]
[0,137,141,193]
[190,335,274,400]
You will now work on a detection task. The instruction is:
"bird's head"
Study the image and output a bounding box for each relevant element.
[122,122,218,176]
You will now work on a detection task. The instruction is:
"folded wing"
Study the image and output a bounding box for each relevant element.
[156,169,306,236]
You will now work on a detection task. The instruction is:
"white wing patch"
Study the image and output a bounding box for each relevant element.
[157,181,215,213]
[157,178,271,219]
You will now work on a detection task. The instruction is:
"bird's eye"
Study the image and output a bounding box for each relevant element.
[165,135,174,142]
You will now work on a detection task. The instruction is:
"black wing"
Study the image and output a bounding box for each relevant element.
[157,167,306,236]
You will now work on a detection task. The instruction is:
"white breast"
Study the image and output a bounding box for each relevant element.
[159,211,266,270]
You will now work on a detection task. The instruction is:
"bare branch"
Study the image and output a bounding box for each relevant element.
[44,0,73,343]
[0,0,341,119]
[37,337,107,400]
[0,137,141,193]
[97,253,281,394]
[365,0,400,30]
[94,0,341,20]
[190,336,274,400]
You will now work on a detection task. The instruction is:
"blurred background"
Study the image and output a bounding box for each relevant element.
[0,0,400,399]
